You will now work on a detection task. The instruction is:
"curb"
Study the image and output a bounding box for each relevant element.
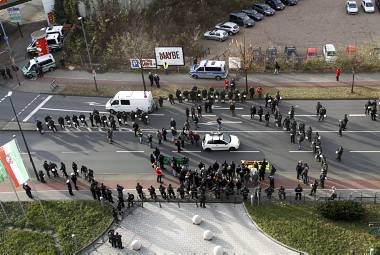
[242,203,307,255]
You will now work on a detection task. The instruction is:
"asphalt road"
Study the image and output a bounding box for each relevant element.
[0,89,379,188]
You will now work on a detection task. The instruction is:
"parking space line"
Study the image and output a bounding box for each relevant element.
[350,151,380,153]
[23,95,53,122]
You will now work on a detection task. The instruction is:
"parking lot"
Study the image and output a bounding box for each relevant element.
[205,0,380,57]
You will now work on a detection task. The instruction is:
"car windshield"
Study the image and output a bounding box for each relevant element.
[223,135,231,143]
[366,2,373,7]
[243,16,250,22]
[327,51,336,56]
[348,3,357,7]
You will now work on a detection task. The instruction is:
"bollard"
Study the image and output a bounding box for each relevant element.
[250,194,254,206]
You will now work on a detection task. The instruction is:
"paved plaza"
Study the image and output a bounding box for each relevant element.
[89,203,298,255]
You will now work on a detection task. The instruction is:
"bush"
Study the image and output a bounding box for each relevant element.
[316,201,366,221]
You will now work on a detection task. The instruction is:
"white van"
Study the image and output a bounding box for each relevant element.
[105,91,156,114]
[190,60,228,80]
[41,26,64,39]
[27,33,63,55]
[323,44,337,63]
[21,54,56,78]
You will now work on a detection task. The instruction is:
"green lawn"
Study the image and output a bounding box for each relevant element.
[0,200,113,255]
[246,202,380,255]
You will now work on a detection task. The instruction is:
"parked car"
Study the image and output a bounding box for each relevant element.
[252,3,276,16]
[281,0,298,6]
[22,54,56,78]
[362,0,375,12]
[266,47,278,63]
[203,29,228,41]
[306,48,318,59]
[241,9,264,21]
[323,44,337,63]
[215,22,239,35]
[284,46,297,59]
[229,12,255,27]
[266,0,285,10]
[202,132,240,151]
[346,0,359,14]
[27,33,63,55]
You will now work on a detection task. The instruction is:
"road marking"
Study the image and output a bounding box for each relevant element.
[40,107,109,114]
[116,150,145,153]
[61,151,90,154]
[149,113,165,116]
[171,150,201,153]
[212,107,243,110]
[200,121,243,126]
[230,150,260,153]
[23,95,53,122]
[11,95,41,121]
[350,151,380,153]
[289,150,313,153]
[85,101,106,106]
[20,152,36,155]
[203,114,216,117]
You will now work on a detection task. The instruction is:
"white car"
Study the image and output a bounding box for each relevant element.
[362,0,375,12]
[322,44,337,63]
[204,29,228,41]
[215,22,239,35]
[202,133,240,151]
[346,0,359,14]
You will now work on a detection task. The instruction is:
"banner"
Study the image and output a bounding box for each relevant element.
[155,47,184,66]
[0,161,6,182]
[0,139,29,187]
[130,58,157,69]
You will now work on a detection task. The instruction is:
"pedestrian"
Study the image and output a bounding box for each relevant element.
[43,160,51,178]
[290,129,296,144]
[148,72,154,87]
[249,86,255,100]
[295,184,303,200]
[108,229,115,247]
[156,130,162,144]
[167,184,176,199]
[199,188,206,208]
[336,146,343,161]
[310,179,319,196]
[72,162,79,176]
[136,183,145,200]
[71,173,78,190]
[336,67,341,81]
[148,185,157,199]
[147,133,153,148]
[278,186,286,200]
[155,165,162,183]
[6,66,13,79]
[115,232,123,249]
[258,106,263,122]
[274,61,280,75]
[264,112,270,127]
[250,105,256,119]
[338,120,343,137]
[23,182,33,199]
[175,139,181,153]
[36,120,43,134]
[162,128,167,141]
[154,74,160,88]
[197,105,202,118]
[38,170,46,183]
[138,129,143,144]
[66,179,74,196]
[168,94,175,104]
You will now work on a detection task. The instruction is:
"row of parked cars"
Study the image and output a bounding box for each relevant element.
[346,0,380,14]
[204,0,299,41]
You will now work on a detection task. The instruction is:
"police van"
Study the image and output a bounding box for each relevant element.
[41,26,64,39]
[27,33,63,55]
[21,54,56,78]
[190,60,228,80]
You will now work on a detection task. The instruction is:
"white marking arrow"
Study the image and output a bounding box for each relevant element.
[85,101,106,106]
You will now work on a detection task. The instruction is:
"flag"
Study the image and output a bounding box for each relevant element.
[0,161,6,182]
[0,139,29,187]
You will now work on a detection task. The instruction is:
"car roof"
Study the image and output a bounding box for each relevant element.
[230,11,247,17]
[205,133,225,140]
[41,26,63,33]
[325,44,336,51]
[199,60,225,68]
[347,0,356,3]
[363,0,372,3]
[46,33,59,40]
[221,22,237,27]
[114,91,152,99]
[210,29,226,33]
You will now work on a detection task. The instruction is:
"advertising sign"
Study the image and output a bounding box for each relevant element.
[7,7,21,23]
[130,58,157,69]
[155,47,184,66]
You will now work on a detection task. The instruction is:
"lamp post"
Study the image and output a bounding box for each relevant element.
[0,20,21,86]
[78,17,98,92]
[6,91,40,181]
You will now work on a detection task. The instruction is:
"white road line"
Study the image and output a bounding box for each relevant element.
[11,95,41,121]
[171,150,201,153]
[116,150,145,153]
[350,151,380,153]
[203,114,216,117]
[349,114,366,117]
[149,113,165,116]
[289,150,313,153]
[23,95,53,122]
[212,107,243,110]
[40,107,108,114]
[230,151,260,153]
[20,152,36,155]
[61,151,90,154]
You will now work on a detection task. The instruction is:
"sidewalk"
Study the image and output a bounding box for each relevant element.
[2,69,380,95]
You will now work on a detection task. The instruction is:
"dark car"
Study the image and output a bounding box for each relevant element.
[252,3,276,16]
[284,46,298,59]
[266,0,285,10]
[281,0,298,6]
[266,47,278,63]
[229,12,255,27]
[241,9,264,21]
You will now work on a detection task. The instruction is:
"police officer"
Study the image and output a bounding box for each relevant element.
[177,184,185,199]
[336,146,343,161]
[310,179,319,196]
[43,160,51,178]
[250,105,256,119]
[342,114,349,130]
[319,107,327,121]
[58,116,65,129]
[36,120,43,134]
[23,182,33,199]
[159,184,168,199]
[264,112,270,127]
[148,185,157,199]
[48,119,57,133]
[283,116,290,131]
[50,162,58,177]
[295,184,303,200]
[338,120,343,136]
[89,113,94,127]
[191,184,198,199]
[136,183,144,200]
[306,126,312,142]
[278,186,286,200]
[199,188,206,208]
[241,186,249,201]
[290,129,296,144]
[60,162,68,178]
[66,179,74,196]
[72,114,80,128]
[249,86,255,99]
[230,102,236,116]
[117,184,124,201]
[72,162,78,176]
[38,170,46,183]
[158,96,164,107]
[71,173,78,190]
[316,102,322,116]
[289,106,295,119]
[79,114,87,127]
[168,94,175,104]
[167,184,176,199]
[258,106,263,122]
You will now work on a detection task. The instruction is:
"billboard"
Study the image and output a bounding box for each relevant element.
[0,0,30,10]
[130,58,157,69]
[155,47,184,66]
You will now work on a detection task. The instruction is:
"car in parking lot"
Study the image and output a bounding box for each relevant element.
[202,132,240,151]
[203,29,228,41]
[346,0,359,13]
[362,0,375,12]
[229,12,255,27]
[281,0,298,6]
[323,44,337,63]
[241,9,264,21]
[252,3,276,16]
[266,0,286,10]
[284,46,298,59]
[215,22,239,35]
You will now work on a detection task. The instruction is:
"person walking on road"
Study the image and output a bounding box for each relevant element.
[23,182,33,199]
[336,67,341,81]
[310,179,319,196]
[154,74,160,88]
[274,61,280,75]
[71,173,78,190]
[155,165,163,183]
[250,105,256,119]
[336,146,343,161]
[295,184,303,200]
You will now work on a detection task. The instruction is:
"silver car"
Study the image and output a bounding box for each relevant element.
[204,29,228,41]
[215,22,239,35]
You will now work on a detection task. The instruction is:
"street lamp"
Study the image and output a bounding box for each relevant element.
[0,21,21,86]
[78,16,98,92]
[6,91,40,181]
